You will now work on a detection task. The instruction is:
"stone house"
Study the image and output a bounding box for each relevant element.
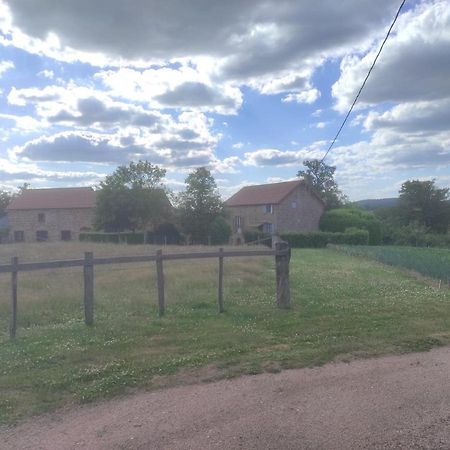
[225,180,325,243]
[6,187,96,243]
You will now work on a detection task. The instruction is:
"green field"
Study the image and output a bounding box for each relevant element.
[1,243,450,424]
[332,245,450,281]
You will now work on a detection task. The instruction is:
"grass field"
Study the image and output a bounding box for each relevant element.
[1,243,450,424]
[332,245,450,282]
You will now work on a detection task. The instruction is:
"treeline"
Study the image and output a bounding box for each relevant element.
[92,161,231,245]
[318,179,450,248]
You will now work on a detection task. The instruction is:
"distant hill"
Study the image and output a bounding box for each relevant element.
[354,198,398,210]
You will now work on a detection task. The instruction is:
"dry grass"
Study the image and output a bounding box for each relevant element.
[0,242,266,328]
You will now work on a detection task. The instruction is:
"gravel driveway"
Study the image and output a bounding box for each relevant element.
[2,346,450,449]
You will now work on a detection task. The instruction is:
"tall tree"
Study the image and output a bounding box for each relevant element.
[178,167,224,244]
[95,160,171,232]
[297,159,346,209]
[398,179,450,233]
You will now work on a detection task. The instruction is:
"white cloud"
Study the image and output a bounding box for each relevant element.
[0,113,43,131]
[332,0,450,112]
[0,59,14,76]
[243,142,325,167]
[1,0,400,107]
[282,88,321,104]
[0,157,103,190]
[37,69,54,79]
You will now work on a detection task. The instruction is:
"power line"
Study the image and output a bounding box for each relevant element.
[321,0,407,162]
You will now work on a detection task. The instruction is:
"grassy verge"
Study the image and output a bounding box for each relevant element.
[331,245,450,281]
[1,244,450,424]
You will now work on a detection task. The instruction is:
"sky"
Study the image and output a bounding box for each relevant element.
[0,0,449,201]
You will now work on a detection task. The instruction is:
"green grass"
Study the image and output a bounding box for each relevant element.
[1,243,450,424]
[332,245,450,281]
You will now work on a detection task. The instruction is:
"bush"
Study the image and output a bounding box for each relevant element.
[79,232,144,244]
[209,216,232,245]
[280,229,369,248]
[320,208,382,245]
[382,224,450,248]
[147,223,181,245]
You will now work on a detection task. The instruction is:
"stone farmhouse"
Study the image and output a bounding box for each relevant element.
[225,179,325,243]
[7,187,96,243]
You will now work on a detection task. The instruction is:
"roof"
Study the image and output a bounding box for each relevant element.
[226,179,306,206]
[7,187,96,210]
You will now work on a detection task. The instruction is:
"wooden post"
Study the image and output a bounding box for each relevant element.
[218,247,224,313]
[156,249,165,316]
[275,242,290,309]
[10,256,18,339]
[83,252,94,325]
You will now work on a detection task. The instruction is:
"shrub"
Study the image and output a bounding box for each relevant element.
[280,229,369,248]
[320,208,382,245]
[79,232,144,244]
[147,223,181,245]
[209,216,232,245]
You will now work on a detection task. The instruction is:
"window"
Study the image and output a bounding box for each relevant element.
[233,216,242,232]
[262,223,273,234]
[14,231,24,242]
[61,230,72,241]
[264,204,273,214]
[38,212,46,223]
[36,230,48,242]
[291,201,297,208]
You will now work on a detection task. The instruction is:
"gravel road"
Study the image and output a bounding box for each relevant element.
[2,346,450,449]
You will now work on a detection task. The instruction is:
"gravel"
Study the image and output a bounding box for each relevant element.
[2,346,450,449]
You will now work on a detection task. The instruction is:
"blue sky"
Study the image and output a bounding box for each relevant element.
[0,0,449,200]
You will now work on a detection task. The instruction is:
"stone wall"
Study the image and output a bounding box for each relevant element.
[227,204,279,232]
[8,208,95,242]
[276,184,324,233]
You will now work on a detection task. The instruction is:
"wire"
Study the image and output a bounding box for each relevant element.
[321,0,407,162]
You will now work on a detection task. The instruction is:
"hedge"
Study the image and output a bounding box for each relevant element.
[280,229,369,248]
[320,208,382,245]
[79,232,144,244]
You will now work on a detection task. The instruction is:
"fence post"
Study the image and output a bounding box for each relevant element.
[275,241,290,309]
[83,252,94,325]
[218,247,224,313]
[156,249,165,316]
[10,256,18,339]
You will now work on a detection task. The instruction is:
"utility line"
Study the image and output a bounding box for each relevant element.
[321,0,407,162]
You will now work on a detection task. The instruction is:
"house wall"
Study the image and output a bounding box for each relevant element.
[227,184,324,238]
[227,204,278,232]
[276,184,324,233]
[7,208,94,242]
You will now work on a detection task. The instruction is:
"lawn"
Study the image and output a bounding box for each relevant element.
[331,245,450,282]
[1,243,449,424]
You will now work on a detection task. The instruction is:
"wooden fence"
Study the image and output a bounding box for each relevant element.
[1,242,291,339]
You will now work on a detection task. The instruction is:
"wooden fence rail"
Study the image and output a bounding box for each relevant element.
[1,243,290,338]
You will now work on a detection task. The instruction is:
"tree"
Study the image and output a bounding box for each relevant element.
[95,161,171,232]
[178,167,224,244]
[0,189,13,218]
[297,159,346,209]
[397,179,450,233]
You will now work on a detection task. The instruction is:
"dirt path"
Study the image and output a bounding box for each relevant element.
[2,347,450,450]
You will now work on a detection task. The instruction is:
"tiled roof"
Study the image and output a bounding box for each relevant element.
[7,187,96,210]
[225,180,305,206]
